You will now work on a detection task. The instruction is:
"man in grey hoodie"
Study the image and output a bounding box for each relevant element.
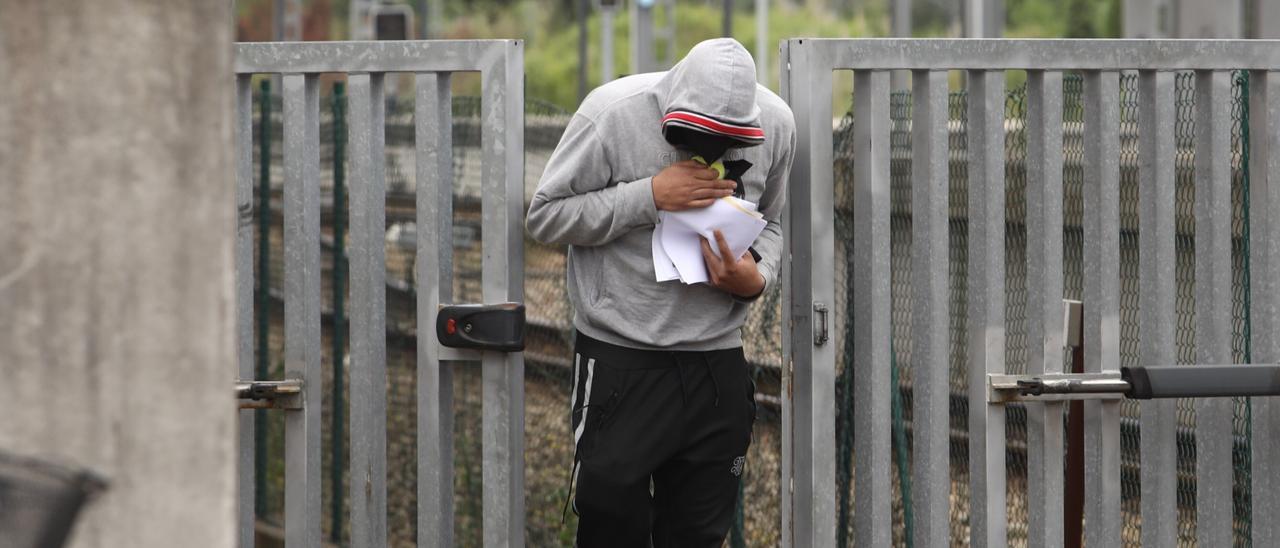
[527,38,795,547]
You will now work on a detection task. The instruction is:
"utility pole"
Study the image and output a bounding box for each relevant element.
[891,0,911,90]
[600,0,618,82]
[631,0,657,74]
[755,0,768,84]
[664,0,677,66]
[964,0,1004,38]
[417,0,428,39]
[723,0,734,37]
[579,0,589,100]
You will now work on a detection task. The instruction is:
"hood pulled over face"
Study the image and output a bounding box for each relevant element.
[660,38,764,160]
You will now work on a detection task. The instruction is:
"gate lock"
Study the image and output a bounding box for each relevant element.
[988,364,1280,404]
[436,302,526,352]
[235,379,303,410]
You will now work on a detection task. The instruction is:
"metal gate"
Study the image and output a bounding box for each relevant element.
[233,40,525,547]
[780,39,1280,547]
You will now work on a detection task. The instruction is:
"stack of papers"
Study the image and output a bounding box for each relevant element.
[652,196,767,284]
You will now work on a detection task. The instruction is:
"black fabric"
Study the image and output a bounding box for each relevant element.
[663,126,736,161]
[722,160,752,199]
[569,331,756,548]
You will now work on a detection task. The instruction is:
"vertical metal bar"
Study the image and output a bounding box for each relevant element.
[1082,69,1122,546]
[1138,69,1178,548]
[778,40,793,547]
[481,41,526,548]
[780,39,836,548]
[1251,70,1280,546]
[347,71,388,548]
[1193,68,1234,547]
[852,69,892,548]
[966,68,1007,548]
[255,79,272,520]
[235,74,256,548]
[282,72,322,548]
[910,68,950,548]
[1024,69,1065,547]
[416,70,456,548]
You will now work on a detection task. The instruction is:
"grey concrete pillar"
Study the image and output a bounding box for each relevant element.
[0,1,237,547]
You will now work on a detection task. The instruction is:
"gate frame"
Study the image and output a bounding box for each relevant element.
[778,38,1280,548]
[234,40,525,548]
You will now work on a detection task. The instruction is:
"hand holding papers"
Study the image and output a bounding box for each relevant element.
[652,196,766,284]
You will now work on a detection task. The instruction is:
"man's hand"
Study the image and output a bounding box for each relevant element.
[700,230,765,298]
[652,160,737,211]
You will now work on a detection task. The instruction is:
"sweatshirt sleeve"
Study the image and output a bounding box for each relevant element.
[526,114,660,247]
[735,115,795,303]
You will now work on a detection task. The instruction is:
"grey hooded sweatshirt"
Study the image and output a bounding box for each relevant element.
[526,38,795,351]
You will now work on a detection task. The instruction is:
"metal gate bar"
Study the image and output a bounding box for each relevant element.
[965,68,1007,548]
[909,68,950,548]
[1081,68,1123,546]
[233,40,525,548]
[1025,69,1066,546]
[780,38,1280,548]
[235,74,256,548]
[416,71,455,548]
[1137,68,1178,548]
[1249,69,1280,543]
[1193,69,1236,547]
[283,71,324,548]
[850,69,892,548]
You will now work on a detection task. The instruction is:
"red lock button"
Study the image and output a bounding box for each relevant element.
[446,318,457,335]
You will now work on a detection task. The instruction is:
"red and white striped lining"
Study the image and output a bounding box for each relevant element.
[661,110,765,144]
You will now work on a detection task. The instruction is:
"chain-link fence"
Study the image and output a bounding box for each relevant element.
[831,71,1254,547]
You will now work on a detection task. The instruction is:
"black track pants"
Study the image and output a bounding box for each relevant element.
[569,331,756,548]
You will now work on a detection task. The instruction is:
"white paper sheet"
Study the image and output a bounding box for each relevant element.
[652,220,681,282]
[650,197,767,285]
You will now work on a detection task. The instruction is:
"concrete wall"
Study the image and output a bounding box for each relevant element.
[0,1,236,547]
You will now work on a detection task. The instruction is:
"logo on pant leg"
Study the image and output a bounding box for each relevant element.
[730,456,746,477]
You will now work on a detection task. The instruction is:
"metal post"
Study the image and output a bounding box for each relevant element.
[236,73,256,548]
[1025,69,1066,546]
[602,6,615,83]
[630,1,655,74]
[909,68,950,548]
[1193,68,1234,547]
[852,69,892,548]
[779,39,836,548]
[755,0,767,84]
[416,70,456,547]
[1082,69,1122,547]
[282,72,323,547]
[1250,69,1280,546]
[578,0,588,100]
[966,68,1007,548]
[347,71,388,548]
[417,0,428,39]
[329,81,347,545]
[1138,68,1178,548]
[890,0,911,90]
[479,41,526,548]
[255,78,272,523]
[723,0,734,36]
